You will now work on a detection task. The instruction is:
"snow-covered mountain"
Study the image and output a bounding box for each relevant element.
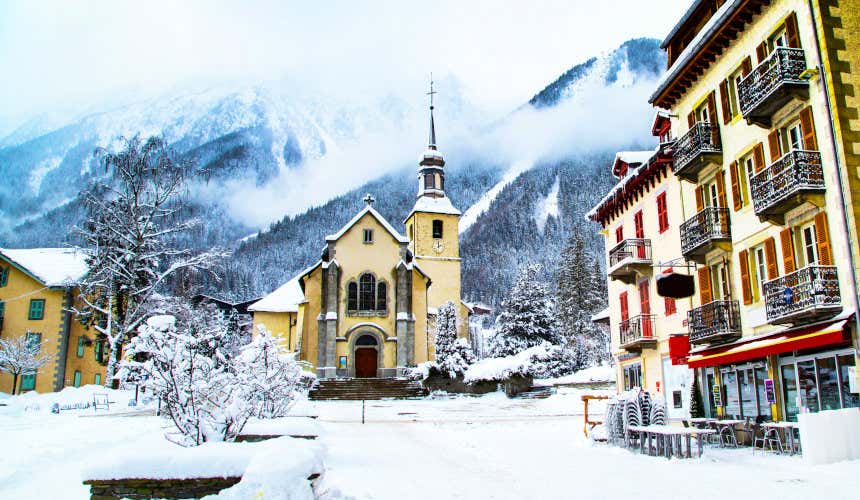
[1,38,666,306]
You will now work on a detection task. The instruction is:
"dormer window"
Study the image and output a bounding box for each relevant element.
[432,220,443,239]
[363,229,374,244]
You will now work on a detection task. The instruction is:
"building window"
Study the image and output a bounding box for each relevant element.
[0,301,5,333]
[28,299,45,320]
[0,266,8,287]
[359,274,376,310]
[94,373,102,386]
[656,192,669,232]
[376,282,387,311]
[363,229,374,244]
[711,262,731,300]
[76,337,85,357]
[73,370,82,388]
[20,374,36,391]
[727,68,744,118]
[753,245,767,301]
[26,331,41,351]
[424,173,434,190]
[348,274,388,314]
[623,364,642,390]
[801,224,819,266]
[347,282,358,310]
[94,338,107,364]
[742,154,755,206]
[432,220,443,239]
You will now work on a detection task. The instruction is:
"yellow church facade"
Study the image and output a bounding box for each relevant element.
[250,102,470,379]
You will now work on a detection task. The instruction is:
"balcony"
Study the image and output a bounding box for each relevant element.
[764,265,841,325]
[739,47,810,127]
[672,122,723,181]
[688,300,741,346]
[680,207,732,264]
[750,150,826,224]
[619,314,657,352]
[607,239,652,284]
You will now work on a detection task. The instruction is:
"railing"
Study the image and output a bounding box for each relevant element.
[608,239,652,267]
[619,314,656,346]
[680,207,731,256]
[763,265,841,323]
[750,150,824,216]
[688,300,741,345]
[673,121,722,175]
[739,47,807,117]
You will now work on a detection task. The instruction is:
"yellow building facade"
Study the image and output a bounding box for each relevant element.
[645,0,860,420]
[250,104,469,378]
[0,248,106,394]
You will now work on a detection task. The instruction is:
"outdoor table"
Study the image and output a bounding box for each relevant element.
[687,417,714,428]
[761,421,798,455]
[628,425,716,459]
[712,420,744,447]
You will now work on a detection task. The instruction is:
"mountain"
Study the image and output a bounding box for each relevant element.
[0,38,667,308]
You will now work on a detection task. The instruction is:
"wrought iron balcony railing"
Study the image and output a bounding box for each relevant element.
[680,207,731,261]
[673,121,722,180]
[608,238,651,266]
[763,265,841,325]
[739,47,809,126]
[619,314,656,349]
[688,300,741,345]
[750,150,825,221]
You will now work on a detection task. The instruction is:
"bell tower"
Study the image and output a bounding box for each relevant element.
[403,78,463,330]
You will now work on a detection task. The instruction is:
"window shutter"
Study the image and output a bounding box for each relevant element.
[799,106,818,150]
[768,130,782,162]
[687,112,695,127]
[716,170,728,208]
[698,267,713,305]
[719,80,731,124]
[742,57,752,76]
[707,92,718,124]
[738,249,752,305]
[620,292,629,322]
[764,237,779,279]
[780,228,796,274]
[814,211,833,265]
[728,161,742,210]
[756,42,768,63]
[785,12,801,49]
[695,186,705,212]
[753,143,765,173]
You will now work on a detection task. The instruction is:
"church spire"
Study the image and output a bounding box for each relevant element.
[416,75,446,199]
[428,76,437,150]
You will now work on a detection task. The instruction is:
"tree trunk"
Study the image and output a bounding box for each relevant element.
[11,373,18,396]
[105,334,123,388]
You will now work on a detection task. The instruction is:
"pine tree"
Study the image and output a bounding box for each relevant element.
[489,263,561,358]
[689,373,705,418]
[433,301,475,377]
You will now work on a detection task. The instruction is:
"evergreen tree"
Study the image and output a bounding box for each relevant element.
[689,373,705,418]
[433,301,475,377]
[489,264,561,358]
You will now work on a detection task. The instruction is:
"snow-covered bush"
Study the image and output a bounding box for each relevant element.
[233,326,304,419]
[528,343,578,379]
[489,264,561,358]
[463,344,548,383]
[433,301,475,378]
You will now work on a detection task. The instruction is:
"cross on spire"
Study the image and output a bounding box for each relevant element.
[427,74,437,149]
[363,193,376,206]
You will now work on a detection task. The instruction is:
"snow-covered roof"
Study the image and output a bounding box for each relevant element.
[326,205,409,244]
[586,147,659,220]
[650,0,741,106]
[403,195,461,222]
[591,307,610,323]
[0,247,89,287]
[420,148,444,161]
[248,275,305,313]
[614,151,653,167]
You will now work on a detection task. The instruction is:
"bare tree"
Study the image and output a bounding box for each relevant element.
[72,135,226,386]
[0,333,56,395]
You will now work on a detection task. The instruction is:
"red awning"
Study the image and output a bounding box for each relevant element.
[686,319,850,369]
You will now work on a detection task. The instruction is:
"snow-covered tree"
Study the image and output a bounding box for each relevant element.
[433,301,475,378]
[0,333,55,395]
[233,326,304,418]
[120,301,248,446]
[529,343,579,379]
[489,264,561,358]
[72,136,226,386]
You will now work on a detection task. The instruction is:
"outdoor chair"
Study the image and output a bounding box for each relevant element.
[758,427,784,453]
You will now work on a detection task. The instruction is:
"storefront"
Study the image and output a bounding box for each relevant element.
[778,348,858,421]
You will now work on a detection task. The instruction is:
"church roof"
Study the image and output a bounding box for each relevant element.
[326,205,409,244]
[248,268,311,313]
[403,195,461,222]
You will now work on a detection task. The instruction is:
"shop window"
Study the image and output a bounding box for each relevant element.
[73,370,81,388]
[817,356,841,411]
[722,370,740,417]
[706,369,718,418]
[28,299,45,320]
[781,364,799,421]
[623,364,642,391]
[838,354,859,409]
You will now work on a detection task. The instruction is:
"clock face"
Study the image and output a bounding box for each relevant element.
[432,239,444,253]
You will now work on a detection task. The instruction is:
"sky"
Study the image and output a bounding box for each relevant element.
[0,0,690,134]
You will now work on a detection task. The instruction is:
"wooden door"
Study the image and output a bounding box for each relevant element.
[355,348,377,378]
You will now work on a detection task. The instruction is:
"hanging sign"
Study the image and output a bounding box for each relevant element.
[764,378,776,404]
[712,384,723,407]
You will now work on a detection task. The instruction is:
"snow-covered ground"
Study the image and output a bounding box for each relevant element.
[2,386,859,499]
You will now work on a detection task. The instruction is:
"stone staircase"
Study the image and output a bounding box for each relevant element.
[309,378,428,401]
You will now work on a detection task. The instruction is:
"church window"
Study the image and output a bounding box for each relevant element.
[359,274,376,311]
[432,220,443,239]
[376,282,387,311]
[347,282,358,310]
[424,173,434,190]
[363,229,374,244]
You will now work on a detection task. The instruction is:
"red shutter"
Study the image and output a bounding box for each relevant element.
[756,42,768,63]
[753,143,766,173]
[764,237,779,280]
[715,170,728,208]
[814,211,833,265]
[785,12,801,49]
[738,249,752,305]
[620,292,629,322]
[742,57,752,76]
[688,112,695,127]
[799,106,819,151]
[719,80,731,124]
[639,280,652,338]
[768,130,782,162]
[657,192,669,232]
[634,211,644,238]
[729,161,742,210]
[615,226,623,243]
[695,186,705,212]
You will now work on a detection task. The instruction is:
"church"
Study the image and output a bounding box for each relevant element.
[249,95,470,379]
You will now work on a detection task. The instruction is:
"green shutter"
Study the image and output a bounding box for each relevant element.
[77,337,85,357]
[28,299,45,320]
[94,374,101,386]
[21,374,36,391]
[73,371,82,388]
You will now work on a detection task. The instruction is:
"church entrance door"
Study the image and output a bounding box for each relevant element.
[355,348,377,378]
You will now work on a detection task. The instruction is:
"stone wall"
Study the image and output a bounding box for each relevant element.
[84,477,241,500]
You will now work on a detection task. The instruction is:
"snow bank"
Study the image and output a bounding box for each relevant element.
[536,364,616,386]
[799,408,860,465]
[1,385,145,416]
[242,417,322,438]
[463,345,549,383]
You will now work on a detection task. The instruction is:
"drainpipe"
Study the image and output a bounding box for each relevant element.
[806,0,860,351]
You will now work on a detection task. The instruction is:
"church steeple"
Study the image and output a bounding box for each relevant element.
[418,76,446,199]
[428,78,437,150]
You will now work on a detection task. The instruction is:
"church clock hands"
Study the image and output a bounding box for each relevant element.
[432,239,444,254]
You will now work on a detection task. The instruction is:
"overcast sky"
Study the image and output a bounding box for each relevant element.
[0,1,689,133]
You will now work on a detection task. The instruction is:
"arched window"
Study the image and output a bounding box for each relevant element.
[356,335,378,346]
[424,173,434,190]
[359,273,376,311]
[432,219,443,239]
[347,282,358,311]
[376,282,387,311]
